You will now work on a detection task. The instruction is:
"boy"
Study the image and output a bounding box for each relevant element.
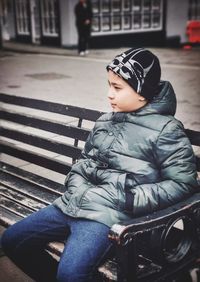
[1,48,198,282]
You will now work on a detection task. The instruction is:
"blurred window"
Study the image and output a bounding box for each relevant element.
[124,15,132,29]
[40,0,59,36]
[102,0,111,13]
[112,0,121,13]
[124,0,131,12]
[15,0,30,35]
[92,16,101,31]
[92,0,101,13]
[102,16,111,30]
[133,0,142,11]
[91,0,163,34]
[113,15,121,30]
[133,12,141,29]
[188,0,200,20]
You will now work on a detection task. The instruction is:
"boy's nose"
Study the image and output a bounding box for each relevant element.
[107,88,115,99]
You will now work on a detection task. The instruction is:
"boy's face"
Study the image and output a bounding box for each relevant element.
[107,70,147,112]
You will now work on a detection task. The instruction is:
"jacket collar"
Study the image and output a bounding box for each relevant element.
[131,80,177,117]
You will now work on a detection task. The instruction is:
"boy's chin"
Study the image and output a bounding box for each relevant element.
[112,108,126,113]
[111,106,120,112]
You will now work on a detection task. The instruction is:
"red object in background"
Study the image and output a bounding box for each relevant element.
[186,20,200,43]
[183,44,192,50]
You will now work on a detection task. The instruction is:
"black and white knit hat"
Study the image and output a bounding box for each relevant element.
[107,48,161,100]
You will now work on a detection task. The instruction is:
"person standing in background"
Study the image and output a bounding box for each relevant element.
[75,0,93,56]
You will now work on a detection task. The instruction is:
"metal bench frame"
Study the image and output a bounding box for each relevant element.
[0,93,199,282]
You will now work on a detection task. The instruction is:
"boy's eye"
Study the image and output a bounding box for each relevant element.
[108,82,121,90]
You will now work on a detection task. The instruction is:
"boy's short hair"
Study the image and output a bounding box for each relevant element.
[107,48,161,100]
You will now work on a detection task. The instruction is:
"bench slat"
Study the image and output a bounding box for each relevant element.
[1,127,82,159]
[185,129,200,171]
[0,162,65,193]
[0,110,90,141]
[46,242,64,258]
[0,140,72,175]
[0,93,103,121]
[0,186,46,210]
[185,128,200,146]
[0,197,34,218]
[0,171,59,204]
[0,206,23,227]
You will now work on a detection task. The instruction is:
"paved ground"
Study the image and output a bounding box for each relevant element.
[0,41,200,281]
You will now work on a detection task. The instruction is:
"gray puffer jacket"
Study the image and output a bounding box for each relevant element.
[54,81,198,227]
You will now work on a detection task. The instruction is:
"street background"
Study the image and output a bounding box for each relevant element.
[0,42,200,132]
[0,42,200,282]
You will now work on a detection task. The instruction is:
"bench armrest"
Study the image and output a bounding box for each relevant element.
[109,192,200,246]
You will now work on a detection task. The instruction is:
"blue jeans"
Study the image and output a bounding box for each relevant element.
[1,205,112,282]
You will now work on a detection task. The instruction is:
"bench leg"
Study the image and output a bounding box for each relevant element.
[116,239,137,282]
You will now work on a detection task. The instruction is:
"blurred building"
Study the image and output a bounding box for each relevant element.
[1,0,200,48]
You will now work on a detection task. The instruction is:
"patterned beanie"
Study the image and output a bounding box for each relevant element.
[106,48,161,100]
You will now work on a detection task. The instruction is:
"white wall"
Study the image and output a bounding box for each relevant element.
[60,0,78,47]
[166,0,189,43]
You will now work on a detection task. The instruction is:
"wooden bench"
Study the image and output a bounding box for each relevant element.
[0,93,200,282]
[0,92,103,257]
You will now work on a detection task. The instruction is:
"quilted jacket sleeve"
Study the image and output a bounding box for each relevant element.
[131,120,199,217]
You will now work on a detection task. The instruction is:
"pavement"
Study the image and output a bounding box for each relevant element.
[0,40,200,282]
